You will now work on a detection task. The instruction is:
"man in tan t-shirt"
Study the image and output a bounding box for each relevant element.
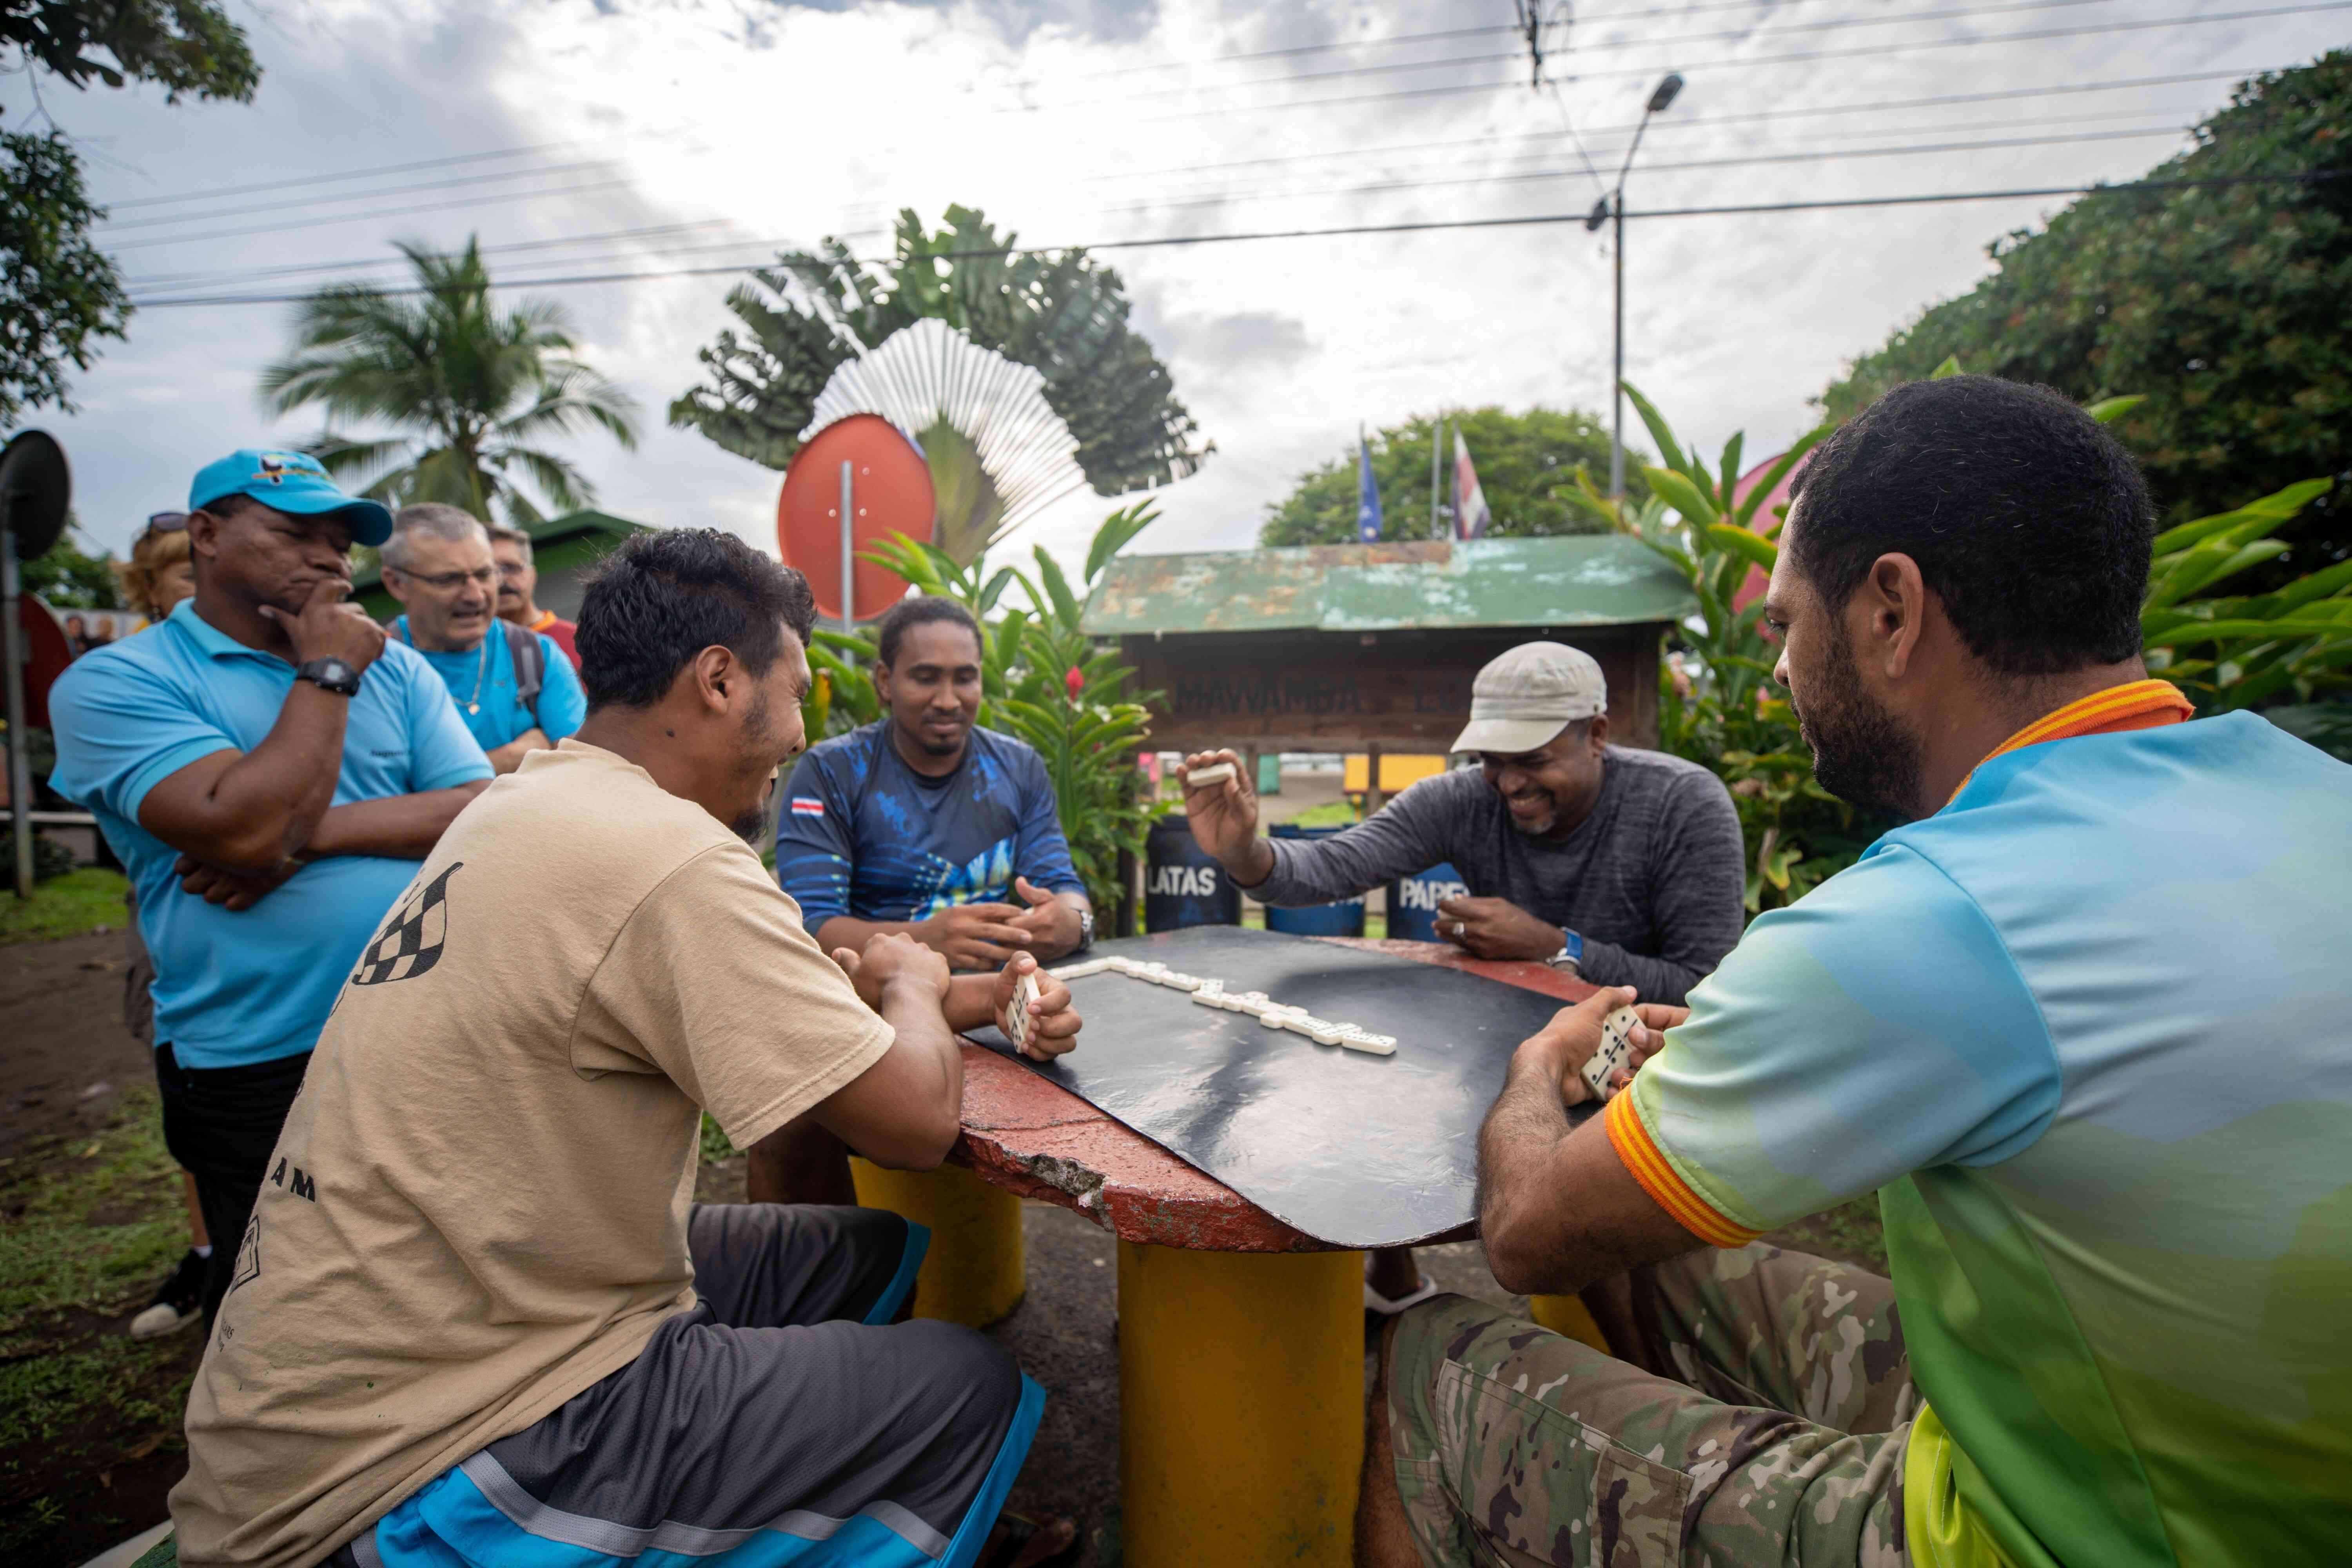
[172,529,1082,1568]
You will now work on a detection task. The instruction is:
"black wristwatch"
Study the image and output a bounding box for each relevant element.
[296,657,363,697]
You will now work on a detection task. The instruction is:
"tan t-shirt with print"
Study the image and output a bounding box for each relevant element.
[170,740,896,1568]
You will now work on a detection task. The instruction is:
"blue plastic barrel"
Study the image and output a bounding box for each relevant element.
[1262,824,1367,937]
[1384,862,1470,942]
[1144,813,1241,929]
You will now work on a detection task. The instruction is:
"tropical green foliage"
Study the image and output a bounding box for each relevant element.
[794,505,1167,911]
[1820,54,2352,581]
[259,238,641,525]
[1614,378,2352,911]
[1,1,260,420]
[1583,388,1878,913]
[2140,477,2351,710]
[670,205,1208,507]
[1260,406,1640,546]
[22,528,122,609]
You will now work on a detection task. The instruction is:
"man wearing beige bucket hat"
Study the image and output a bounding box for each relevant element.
[1180,640,1743,1006]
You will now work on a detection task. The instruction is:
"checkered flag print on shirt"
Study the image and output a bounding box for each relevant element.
[351,861,463,987]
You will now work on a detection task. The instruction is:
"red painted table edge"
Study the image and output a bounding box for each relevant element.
[950,936,1597,1253]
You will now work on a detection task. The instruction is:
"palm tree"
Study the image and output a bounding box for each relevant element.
[260,237,639,525]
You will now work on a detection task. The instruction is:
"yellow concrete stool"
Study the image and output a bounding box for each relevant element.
[1117,1242,1365,1568]
[1528,1291,1612,1354]
[849,1159,1025,1327]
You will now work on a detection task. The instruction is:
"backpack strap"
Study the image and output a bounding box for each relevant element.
[503,621,544,714]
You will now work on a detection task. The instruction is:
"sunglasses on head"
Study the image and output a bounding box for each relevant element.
[138,511,190,543]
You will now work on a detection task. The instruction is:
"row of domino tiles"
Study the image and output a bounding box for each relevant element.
[1050,956,1397,1056]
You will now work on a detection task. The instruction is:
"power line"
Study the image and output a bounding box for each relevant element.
[1084,0,2139,109]
[96,142,577,211]
[1089,66,2272,183]
[1111,5,2345,122]
[102,176,636,252]
[123,171,2348,309]
[1103,124,2198,220]
[118,220,742,289]
[95,158,620,232]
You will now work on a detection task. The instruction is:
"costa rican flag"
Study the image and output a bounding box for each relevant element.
[790,798,826,817]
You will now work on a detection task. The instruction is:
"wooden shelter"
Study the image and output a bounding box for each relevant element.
[1082,535,1695,757]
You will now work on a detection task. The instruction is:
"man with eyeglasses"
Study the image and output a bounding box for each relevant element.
[383,504,586,773]
[46,449,495,1327]
[485,517,580,670]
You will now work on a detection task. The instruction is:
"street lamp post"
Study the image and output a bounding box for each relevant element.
[1590,72,1684,498]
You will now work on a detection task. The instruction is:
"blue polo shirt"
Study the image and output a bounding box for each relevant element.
[47,601,494,1068]
[391,617,585,755]
[776,720,1083,931]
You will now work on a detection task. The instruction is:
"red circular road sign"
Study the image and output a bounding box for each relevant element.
[777,414,936,623]
[15,594,75,730]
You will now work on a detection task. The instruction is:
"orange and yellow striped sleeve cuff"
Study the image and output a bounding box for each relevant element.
[1604,1091,1764,1249]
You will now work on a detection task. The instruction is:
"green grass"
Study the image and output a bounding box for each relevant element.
[0,1085,195,1547]
[0,867,131,947]
[1770,1196,1890,1275]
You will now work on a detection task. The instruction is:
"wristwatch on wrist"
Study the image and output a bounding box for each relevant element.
[1544,928,1585,976]
[1075,907,1095,952]
[296,657,363,697]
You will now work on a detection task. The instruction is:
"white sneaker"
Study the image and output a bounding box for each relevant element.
[128,1248,207,1339]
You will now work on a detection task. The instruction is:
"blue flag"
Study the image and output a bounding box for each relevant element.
[1356,432,1383,542]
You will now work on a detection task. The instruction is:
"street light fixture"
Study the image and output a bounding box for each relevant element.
[1597,71,1684,498]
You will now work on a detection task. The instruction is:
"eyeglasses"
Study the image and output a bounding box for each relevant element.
[495,561,530,580]
[136,511,189,544]
[394,566,498,591]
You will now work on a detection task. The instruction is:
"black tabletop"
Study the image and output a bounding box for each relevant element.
[971,927,1590,1248]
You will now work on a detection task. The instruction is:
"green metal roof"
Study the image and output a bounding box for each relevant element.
[1082,535,1694,636]
[350,508,652,592]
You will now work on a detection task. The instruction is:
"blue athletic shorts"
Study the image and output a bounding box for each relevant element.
[329,1203,1044,1568]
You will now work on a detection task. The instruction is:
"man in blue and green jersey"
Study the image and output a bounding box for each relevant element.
[1359,376,2351,1567]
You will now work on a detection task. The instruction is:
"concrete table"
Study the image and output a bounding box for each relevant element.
[889,938,1599,1568]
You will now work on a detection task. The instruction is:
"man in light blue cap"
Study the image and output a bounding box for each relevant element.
[48,449,495,1326]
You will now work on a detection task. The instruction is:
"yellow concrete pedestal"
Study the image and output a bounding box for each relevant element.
[1117,1243,1365,1568]
[848,1159,1025,1327]
[1528,1292,1612,1354]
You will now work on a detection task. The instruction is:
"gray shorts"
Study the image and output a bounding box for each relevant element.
[333,1202,1043,1568]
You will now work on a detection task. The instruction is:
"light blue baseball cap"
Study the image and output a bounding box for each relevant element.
[187,448,395,547]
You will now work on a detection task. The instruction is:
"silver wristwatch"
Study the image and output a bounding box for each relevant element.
[1543,945,1581,977]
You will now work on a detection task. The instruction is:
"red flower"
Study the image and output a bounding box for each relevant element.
[1064,665,1085,702]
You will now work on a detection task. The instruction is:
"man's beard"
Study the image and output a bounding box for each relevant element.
[1794,624,1924,820]
[730,690,778,843]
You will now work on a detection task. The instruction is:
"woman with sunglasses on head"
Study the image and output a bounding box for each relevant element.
[112,511,213,1339]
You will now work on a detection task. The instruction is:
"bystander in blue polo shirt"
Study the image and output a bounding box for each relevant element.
[391,613,586,754]
[48,599,493,1068]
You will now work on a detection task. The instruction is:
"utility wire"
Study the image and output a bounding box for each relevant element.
[1111,4,2347,122]
[95,158,620,232]
[118,220,741,289]
[123,171,2349,309]
[103,176,636,252]
[1083,0,2145,109]
[98,142,577,211]
[1099,124,2197,219]
[1089,66,2276,183]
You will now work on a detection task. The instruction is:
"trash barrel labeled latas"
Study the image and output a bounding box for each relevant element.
[1144,813,1241,929]
[1261,824,1367,937]
[1384,862,1470,942]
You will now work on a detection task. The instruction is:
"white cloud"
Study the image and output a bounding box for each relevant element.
[5,0,2338,597]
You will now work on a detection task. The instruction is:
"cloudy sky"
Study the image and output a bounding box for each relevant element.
[7,0,2345,575]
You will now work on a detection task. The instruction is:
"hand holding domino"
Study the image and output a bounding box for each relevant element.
[1579,1005,1644,1103]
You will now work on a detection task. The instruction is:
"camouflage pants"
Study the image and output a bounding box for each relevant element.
[1387,1244,1919,1567]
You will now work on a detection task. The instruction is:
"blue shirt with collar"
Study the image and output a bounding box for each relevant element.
[390,615,586,755]
[47,601,494,1068]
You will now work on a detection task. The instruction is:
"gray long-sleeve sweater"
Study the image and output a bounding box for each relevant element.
[1252,749,1747,1005]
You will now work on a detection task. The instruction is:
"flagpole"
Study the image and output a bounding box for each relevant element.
[1430,419,1443,540]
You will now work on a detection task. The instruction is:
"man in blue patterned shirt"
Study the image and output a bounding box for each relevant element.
[765,598,1092,1203]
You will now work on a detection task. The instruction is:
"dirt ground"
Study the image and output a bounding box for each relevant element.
[7,918,1884,1567]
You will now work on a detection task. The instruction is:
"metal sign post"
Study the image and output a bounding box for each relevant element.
[838,460,855,633]
[2,519,31,897]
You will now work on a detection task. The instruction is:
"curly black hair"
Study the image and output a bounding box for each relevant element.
[1788,375,2154,675]
[875,595,982,667]
[576,529,817,710]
